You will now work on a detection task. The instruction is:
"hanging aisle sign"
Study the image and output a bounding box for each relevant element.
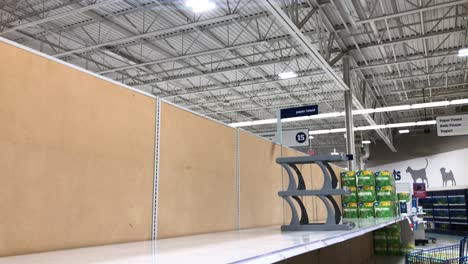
[281,129,310,147]
[256,129,310,147]
[436,114,468,137]
[280,105,318,119]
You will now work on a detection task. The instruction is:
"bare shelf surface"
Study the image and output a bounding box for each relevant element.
[0,217,407,264]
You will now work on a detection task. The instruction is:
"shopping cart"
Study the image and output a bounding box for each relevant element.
[406,237,468,264]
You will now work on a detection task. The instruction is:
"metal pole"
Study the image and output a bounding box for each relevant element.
[343,54,355,170]
[276,109,282,145]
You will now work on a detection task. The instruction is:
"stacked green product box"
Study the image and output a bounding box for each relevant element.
[375,170,394,187]
[373,228,388,255]
[342,171,358,219]
[343,170,399,219]
[386,224,402,256]
[342,202,358,218]
[374,223,414,256]
[357,170,376,218]
[341,171,356,187]
[374,224,403,256]
[356,170,375,187]
[374,171,397,218]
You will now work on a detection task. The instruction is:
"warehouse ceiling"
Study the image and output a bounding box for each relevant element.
[1,0,468,154]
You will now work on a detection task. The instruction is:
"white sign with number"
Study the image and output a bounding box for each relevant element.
[256,129,310,147]
[436,114,468,137]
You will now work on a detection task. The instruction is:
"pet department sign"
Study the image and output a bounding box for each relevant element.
[437,114,468,137]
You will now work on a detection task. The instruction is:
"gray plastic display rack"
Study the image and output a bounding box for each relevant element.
[276,154,355,231]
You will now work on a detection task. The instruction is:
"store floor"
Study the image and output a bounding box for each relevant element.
[371,233,464,264]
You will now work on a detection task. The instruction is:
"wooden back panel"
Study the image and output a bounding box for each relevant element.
[157,102,237,238]
[0,40,155,256]
[239,132,284,228]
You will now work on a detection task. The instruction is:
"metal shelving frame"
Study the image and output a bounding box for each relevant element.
[276,154,355,231]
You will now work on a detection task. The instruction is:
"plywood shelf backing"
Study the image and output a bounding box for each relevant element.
[0,39,156,256]
[156,101,345,237]
[0,37,345,257]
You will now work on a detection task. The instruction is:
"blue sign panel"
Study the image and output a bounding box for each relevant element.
[280,105,318,119]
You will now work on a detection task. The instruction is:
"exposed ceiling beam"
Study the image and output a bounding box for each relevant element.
[264,0,397,152]
[355,0,468,24]
[161,69,335,98]
[97,41,266,74]
[354,49,459,70]
[390,81,468,94]
[53,14,239,58]
[0,0,120,35]
[134,53,311,87]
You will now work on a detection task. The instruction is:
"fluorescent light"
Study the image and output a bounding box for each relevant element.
[362,140,371,144]
[309,120,437,135]
[282,115,311,123]
[310,112,344,119]
[355,124,386,131]
[387,122,416,128]
[399,129,410,134]
[311,129,332,135]
[411,101,450,109]
[375,105,411,112]
[416,120,437,125]
[353,109,376,115]
[186,0,215,12]
[230,118,276,127]
[458,48,468,57]
[229,99,468,128]
[278,71,297,79]
[450,98,468,105]
[309,136,314,139]
[330,128,347,133]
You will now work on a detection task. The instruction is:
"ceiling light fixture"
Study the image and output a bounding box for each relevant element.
[458,48,468,57]
[186,0,215,13]
[399,129,410,134]
[229,99,467,128]
[278,71,298,79]
[451,98,468,105]
[362,140,371,144]
[411,101,450,109]
[309,120,436,135]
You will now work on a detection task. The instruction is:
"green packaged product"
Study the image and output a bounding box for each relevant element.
[400,243,415,255]
[358,186,376,202]
[343,202,359,218]
[374,245,388,256]
[341,171,356,187]
[386,232,401,244]
[387,244,402,256]
[343,186,358,203]
[359,202,375,218]
[397,192,410,202]
[373,233,387,245]
[376,186,395,202]
[375,170,394,187]
[375,228,387,235]
[385,223,401,233]
[374,201,394,218]
[356,170,375,186]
